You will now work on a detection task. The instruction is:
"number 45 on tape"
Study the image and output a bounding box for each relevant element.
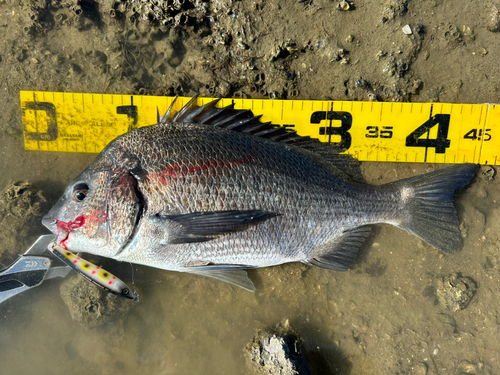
[20,91,499,165]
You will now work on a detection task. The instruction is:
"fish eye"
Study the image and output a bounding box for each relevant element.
[73,183,89,202]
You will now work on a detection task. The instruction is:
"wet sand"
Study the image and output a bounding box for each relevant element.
[0,1,499,374]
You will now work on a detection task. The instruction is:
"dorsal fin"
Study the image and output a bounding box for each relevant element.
[158,96,364,182]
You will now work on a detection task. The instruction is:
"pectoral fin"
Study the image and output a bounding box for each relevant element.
[182,265,256,291]
[157,210,278,244]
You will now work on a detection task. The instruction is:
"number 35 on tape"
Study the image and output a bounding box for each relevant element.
[20,91,499,165]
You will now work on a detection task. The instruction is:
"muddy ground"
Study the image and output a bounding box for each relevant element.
[0,0,499,374]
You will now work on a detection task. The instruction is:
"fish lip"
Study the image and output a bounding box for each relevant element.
[42,215,57,232]
[42,215,69,245]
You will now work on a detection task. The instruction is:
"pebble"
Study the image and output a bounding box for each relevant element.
[402,24,412,35]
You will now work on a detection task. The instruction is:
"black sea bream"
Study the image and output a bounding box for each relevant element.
[42,97,478,291]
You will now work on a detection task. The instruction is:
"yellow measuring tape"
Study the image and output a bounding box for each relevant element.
[20,91,499,164]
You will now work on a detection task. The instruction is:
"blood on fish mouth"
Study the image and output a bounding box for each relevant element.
[52,215,87,249]
[55,215,86,232]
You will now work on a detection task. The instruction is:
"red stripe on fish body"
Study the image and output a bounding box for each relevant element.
[159,156,252,183]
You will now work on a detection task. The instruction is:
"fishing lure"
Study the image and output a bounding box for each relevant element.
[48,242,137,300]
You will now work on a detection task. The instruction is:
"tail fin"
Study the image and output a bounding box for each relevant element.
[393,164,479,253]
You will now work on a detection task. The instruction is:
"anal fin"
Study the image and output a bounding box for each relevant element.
[305,226,371,271]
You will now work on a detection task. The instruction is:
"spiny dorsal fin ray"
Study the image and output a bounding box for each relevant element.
[158,96,363,182]
[171,96,198,122]
[210,110,254,128]
[226,115,263,130]
[189,98,222,122]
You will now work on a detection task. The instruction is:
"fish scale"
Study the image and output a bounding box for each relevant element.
[43,97,479,291]
[120,120,345,261]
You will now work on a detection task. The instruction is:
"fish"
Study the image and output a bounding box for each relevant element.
[42,96,479,291]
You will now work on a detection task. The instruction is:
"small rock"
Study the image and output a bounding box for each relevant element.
[382,60,397,76]
[402,24,412,34]
[459,360,478,373]
[436,273,477,312]
[245,321,311,375]
[60,275,130,329]
[381,0,408,21]
[375,50,387,61]
[487,5,500,32]
[479,166,497,182]
[337,0,351,11]
[414,362,428,375]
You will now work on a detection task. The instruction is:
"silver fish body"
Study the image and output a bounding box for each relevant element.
[43,97,479,290]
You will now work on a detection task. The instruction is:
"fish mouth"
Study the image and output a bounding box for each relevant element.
[42,215,70,247]
[42,215,57,233]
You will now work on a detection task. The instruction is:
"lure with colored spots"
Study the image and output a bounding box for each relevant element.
[49,242,137,300]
